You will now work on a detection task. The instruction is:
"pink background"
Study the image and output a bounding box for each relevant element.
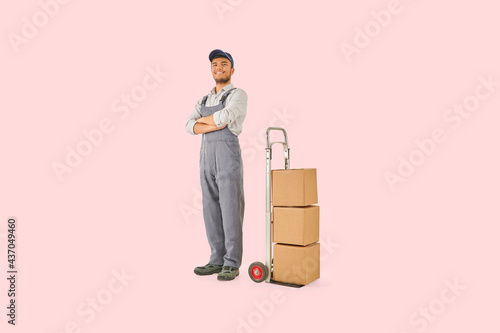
[1,0,499,332]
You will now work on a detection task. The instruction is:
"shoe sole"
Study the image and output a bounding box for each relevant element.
[194,269,222,276]
[217,272,240,281]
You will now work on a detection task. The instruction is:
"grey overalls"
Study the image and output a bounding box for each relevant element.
[200,88,244,268]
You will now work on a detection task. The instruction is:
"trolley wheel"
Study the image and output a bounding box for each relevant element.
[248,261,268,283]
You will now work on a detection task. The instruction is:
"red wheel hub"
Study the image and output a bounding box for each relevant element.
[251,266,263,279]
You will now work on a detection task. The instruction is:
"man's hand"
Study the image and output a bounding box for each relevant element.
[196,115,216,126]
[194,123,227,134]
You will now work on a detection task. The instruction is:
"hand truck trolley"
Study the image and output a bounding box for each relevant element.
[247,127,303,287]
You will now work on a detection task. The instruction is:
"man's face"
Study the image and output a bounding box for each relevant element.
[211,57,234,84]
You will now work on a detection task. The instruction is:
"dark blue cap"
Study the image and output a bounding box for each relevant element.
[209,49,234,67]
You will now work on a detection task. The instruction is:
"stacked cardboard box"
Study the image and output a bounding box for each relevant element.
[271,168,320,285]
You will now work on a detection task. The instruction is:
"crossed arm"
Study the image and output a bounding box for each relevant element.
[186,90,247,135]
[193,115,226,134]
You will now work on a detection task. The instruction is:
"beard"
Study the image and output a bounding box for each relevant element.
[215,76,231,84]
[214,72,231,84]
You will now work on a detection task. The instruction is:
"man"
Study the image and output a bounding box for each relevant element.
[185,49,247,281]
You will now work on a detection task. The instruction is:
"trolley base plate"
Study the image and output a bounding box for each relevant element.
[269,272,304,288]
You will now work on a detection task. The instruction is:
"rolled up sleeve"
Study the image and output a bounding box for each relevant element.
[185,98,203,135]
[213,89,248,127]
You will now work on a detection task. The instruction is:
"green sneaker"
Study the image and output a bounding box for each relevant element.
[217,266,239,281]
[194,264,223,276]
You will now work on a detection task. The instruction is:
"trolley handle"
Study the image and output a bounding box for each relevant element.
[266,127,288,149]
[266,127,290,170]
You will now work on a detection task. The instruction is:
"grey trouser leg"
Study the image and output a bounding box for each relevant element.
[200,138,244,268]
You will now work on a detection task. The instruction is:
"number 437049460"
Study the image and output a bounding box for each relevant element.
[7,221,16,269]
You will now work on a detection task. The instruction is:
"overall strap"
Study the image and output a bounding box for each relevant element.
[220,88,237,105]
[201,95,208,106]
[201,87,237,106]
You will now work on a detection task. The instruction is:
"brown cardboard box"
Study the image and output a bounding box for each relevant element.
[273,243,320,285]
[273,206,319,246]
[271,168,318,206]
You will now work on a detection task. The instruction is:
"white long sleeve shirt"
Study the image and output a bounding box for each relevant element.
[185,83,248,136]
